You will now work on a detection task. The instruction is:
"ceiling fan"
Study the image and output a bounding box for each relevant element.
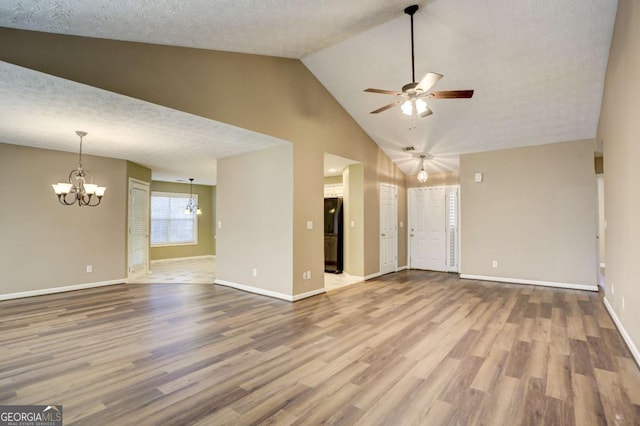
[364,4,474,119]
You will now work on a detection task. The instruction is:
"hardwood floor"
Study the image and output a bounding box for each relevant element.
[1,270,639,425]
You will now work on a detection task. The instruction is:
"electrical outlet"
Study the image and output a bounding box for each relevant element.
[302,271,307,280]
[86,265,93,273]
[492,260,498,268]
[252,268,257,277]
[622,297,625,310]
[307,270,311,279]
[611,284,614,295]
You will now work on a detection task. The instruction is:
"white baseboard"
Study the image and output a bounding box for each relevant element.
[603,297,640,366]
[459,274,598,292]
[0,279,125,301]
[151,255,215,264]
[292,288,326,301]
[365,271,384,280]
[366,266,408,280]
[214,279,293,302]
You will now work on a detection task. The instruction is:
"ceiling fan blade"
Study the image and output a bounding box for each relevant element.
[430,90,474,99]
[420,106,433,118]
[416,72,443,93]
[370,101,401,114]
[365,88,403,96]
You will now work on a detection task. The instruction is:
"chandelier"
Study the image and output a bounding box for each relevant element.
[51,131,106,206]
[417,155,429,183]
[184,178,202,215]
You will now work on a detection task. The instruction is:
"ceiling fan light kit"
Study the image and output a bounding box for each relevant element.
[364,4,474,119]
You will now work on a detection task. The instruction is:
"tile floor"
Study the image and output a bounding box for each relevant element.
[129,256,216,284]
[128,256,364,292]
[324,271,364,291]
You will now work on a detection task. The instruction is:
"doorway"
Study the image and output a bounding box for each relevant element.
[128,178,150,280]
[408,186,459,272]
[323,153,364,290]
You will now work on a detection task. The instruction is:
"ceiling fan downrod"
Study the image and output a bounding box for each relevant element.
[405,5,419,84]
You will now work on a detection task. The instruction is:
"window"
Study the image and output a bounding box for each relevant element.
[151,192,198,246]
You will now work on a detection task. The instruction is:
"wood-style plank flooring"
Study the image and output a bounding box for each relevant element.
[1,271,639,425]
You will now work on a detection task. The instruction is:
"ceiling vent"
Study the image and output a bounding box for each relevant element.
[402,146,415,152]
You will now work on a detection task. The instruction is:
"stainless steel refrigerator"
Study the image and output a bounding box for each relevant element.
[324,197,343,273]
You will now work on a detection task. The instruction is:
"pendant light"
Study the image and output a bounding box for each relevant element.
[184,178,202,215]
[417,155,429,183]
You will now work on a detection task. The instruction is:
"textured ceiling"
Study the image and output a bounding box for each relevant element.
[304,0,618,175]
[0,62,286,185]
[0,0,431,58]
[0,0,618,179]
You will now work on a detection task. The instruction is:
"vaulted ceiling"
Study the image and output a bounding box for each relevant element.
[0,0,618,181]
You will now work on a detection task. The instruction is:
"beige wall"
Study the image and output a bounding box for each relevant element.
[407,171,459,188]
[149,180,215,260]
[343,164,365,276]
[596,0,640,354]
[0,143,127,296]
[0,29,407,298]
[460,139,597,287]
[216,145,293,296]
[594,157,604,174]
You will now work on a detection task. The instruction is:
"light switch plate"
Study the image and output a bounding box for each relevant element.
[475,172,483,183]
[306,221,313,230]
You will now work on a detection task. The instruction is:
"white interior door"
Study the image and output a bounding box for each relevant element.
[409,189,429,269]
[380,183,397,275]
[128,179,150,278]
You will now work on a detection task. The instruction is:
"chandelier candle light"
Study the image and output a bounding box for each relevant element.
[184,178,202,215]
[417,155,429,183]
[51,131,107,206]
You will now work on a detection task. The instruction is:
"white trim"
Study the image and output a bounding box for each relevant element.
[396,265,408,272]
[365,271,384,280]
[379,183,398,276]
[128,178,151,279]
[603,297,640,366]
[459,274,598,292]
[600,262,606,268]
[215,279,293,301]
[292,288,326,301]
[151,255,215,264]
[0,279,125,301]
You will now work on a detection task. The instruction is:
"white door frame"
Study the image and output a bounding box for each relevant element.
[379,183,398,275]
[128,178,150,280]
